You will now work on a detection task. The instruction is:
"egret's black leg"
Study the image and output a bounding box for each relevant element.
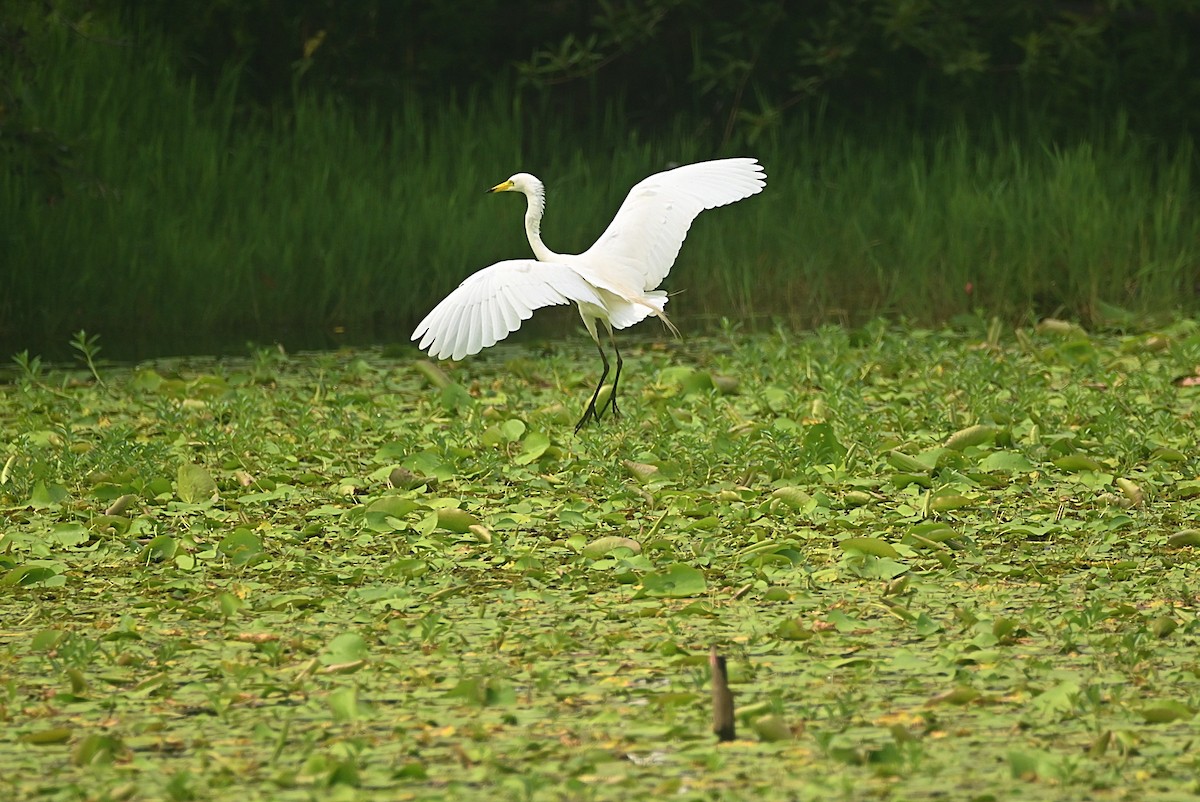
[593,330,622,422]
[606,331,623,420]
[575,340,610,433]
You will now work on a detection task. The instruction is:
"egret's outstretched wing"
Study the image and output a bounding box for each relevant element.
[578,158,766,293]
[412,260,605,360]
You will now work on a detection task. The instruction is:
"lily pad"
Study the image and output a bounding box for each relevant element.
[640,564,706,598]
[582,536,642,559]
[839,537,900,558]
[177,464,218,503]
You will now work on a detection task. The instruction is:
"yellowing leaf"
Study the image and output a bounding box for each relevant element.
[752,714,793,742]
[943,424,998,451]
[1115,477,1144,507]
[1167,529,1200,548]
[436,507,479,533]
[887,450,929,473]
[929,493,975,512]
[1053,454,1104,473]
[581,536,641,559]
[622,460,659,484]
[839,537,900,558]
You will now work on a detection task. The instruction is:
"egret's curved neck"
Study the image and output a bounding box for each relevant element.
[522,181,560,262]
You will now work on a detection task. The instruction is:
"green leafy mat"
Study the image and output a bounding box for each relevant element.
[3,321,1200,800]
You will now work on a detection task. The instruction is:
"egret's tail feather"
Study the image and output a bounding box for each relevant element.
[640,291,681,339]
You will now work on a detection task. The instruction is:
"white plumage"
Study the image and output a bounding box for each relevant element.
[412,158,767,430]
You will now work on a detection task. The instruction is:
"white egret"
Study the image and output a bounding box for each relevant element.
[412,157,767,431]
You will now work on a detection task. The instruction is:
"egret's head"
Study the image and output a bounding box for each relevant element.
[488,173,540,195]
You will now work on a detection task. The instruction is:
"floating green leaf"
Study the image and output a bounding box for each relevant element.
[444,677,516,707]
[177,464,218,503]
[514,431,551,465]
[142,535,177,561]
[751,714,793,742]
[1167,529,1200,548]
[1139,701,1195,724]
[622,460,659,484]
[771,486,811,510]
[944,424,998,450]
[582,536,642,559]
[929,492,975,512]
[3,565,62,587]
[839,537,900,558]
[887,450,929,473]
[20,727,73,745]
[322,632,369,665]
[217,528,264,565]
[1053,454,1104,472]
[72,734,124,766]
[49,524,90,547]
[436,507,479,533]
[640,564,706,598]
[328,686,368,723]
[27,481,69,509]
[365,496,423,532]
[927,685,981,706]
[978,451,1034,472]
[801,422,847,464]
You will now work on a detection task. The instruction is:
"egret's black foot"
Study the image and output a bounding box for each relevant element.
[574,393,621,433]
[574,402,599,433]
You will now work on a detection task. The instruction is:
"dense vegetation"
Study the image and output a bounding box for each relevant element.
[86,0,1200,137]
[4,6,1200,798]
[3,323,1200,799]
[2,1,1198,357]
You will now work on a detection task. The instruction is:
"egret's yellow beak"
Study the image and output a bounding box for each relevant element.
[488,179,514,194]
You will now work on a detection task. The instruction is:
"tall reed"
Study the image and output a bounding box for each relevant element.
[3,22,1196,360]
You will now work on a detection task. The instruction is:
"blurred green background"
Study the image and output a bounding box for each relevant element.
[3,0,1198,359]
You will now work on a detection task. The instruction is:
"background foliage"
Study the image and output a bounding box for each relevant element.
[97,0,1200,137]
[2,1,1198,358]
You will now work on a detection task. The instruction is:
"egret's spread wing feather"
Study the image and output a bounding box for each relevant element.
[495,287,522,331]
[412,260,604,360]
[578,158,766,293]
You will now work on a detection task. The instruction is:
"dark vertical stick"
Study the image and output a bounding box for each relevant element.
[711,646,735,742]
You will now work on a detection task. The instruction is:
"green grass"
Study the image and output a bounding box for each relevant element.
[3,320,1200,799]
[3,19,1199,359]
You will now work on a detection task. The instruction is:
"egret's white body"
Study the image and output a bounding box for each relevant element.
[412,158,767,430]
